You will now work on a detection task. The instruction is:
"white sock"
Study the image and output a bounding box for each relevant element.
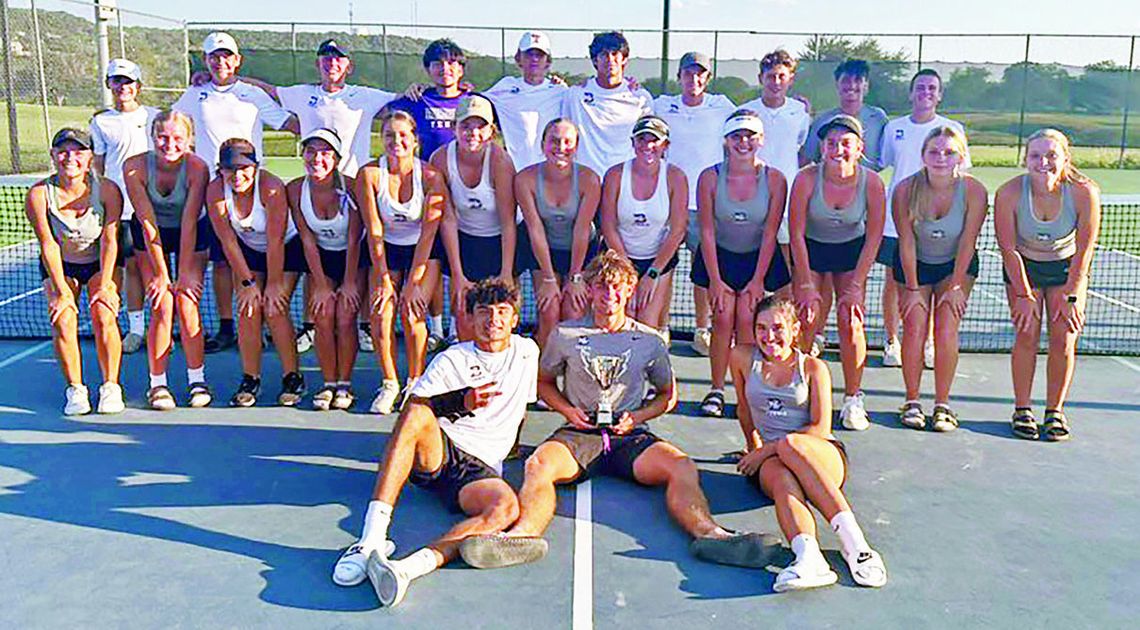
[392,547,439,581]
[429,315,443,337]
[830,511,871,559]
[360,500,394,549]
[149,372,167,389]
[790,533,825,566]
[187,366,205,384]
[382,378,400,391]
[128,310,145,336]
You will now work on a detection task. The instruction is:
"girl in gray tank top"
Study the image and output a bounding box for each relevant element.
[714,162,770,254]
[744,347,816,442]
[911,176,968,266]
[145,151,191,230]
[46,174,106,265]
[1015,174,1078,262]
[805,166,868,244]
[536,163,581,252]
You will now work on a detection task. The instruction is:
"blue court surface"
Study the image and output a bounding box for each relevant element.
[1,335,1138,628]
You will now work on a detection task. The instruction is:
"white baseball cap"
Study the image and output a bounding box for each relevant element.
[517,31,552,56]
[105,58,142,82]
[203,31,239,55]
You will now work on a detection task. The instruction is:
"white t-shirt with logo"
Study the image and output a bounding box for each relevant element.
[484,76,568,170]
[561,78,653,179]
[738,95,811,242]
[880,114,971,237]
[172,80,292,171]
[276,83,395,177]
[89,106,159,219]
[653,93,736,209]
[409,335,539,472]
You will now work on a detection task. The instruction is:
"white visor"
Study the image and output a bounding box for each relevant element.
[722,115,764,137]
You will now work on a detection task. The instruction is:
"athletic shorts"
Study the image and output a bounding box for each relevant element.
[691,245,791,293]
[749,437,849,490]
[383,240,442,275]
[806,236,865,274]
[1003,256,1071,289]
[520,238,602,277]
[892,254,980,286]
[308,246,369,286]
[40,259,101,286]
[630,254,679,279]
[129,216,212,256]
[237,236,306,274]
[444,231,505,281]
[546,426,662,482]
[409,430,501,512]
[875,235,898,267]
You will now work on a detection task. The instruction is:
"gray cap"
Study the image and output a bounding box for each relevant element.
[51,128,92,150]
[817,113,863,139]
[632,115,670,140]
[679,51,711,71]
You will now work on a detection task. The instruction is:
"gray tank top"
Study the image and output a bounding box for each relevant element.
[745,348,820,443]
[805,166,868,244]
[1015,175,1077,262]
[536,164,581,252]
[146,152,190,229]
[912,177,968,265]
[46,175,105,265]
[714,162,770,254]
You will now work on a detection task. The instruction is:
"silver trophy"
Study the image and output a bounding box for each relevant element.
[582,349,631,427]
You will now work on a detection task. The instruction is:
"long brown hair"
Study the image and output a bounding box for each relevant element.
[906,125,968,225]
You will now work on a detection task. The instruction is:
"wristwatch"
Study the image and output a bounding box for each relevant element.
[570,272,584,285]
[1066,294,1078,304]
[240,276,256,288]
[646,267,661,281]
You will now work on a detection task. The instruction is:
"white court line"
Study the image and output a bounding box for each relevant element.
[572,479,593,630]
[1100,246,1140,263]
[0,340,50,369]
[0,237,36,253]
[1110,356,1140,374]
[0,286,43,308]
[1087,289,1140,315]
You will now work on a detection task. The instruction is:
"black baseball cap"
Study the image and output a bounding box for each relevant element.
[317,39,350,58]
[632,115,670,140]
[218,140,259,169]
[51,128,92,150]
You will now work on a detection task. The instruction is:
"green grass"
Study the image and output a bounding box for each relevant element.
[0,103,100,173]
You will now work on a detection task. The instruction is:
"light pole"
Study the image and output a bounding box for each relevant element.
[659,0,670,93]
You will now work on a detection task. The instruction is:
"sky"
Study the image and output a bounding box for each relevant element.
[97,0,1140,66]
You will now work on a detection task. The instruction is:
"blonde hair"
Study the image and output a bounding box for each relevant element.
[150,110,194,141]
[1024,128,1090,185]
[906,126,968,225]
[584,250,638,289]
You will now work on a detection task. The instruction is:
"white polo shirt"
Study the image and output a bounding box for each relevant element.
[484,76,568,170]
[89,105,159,219]
[172,80,292,171]
[276,83,396,177]
[653,92,736,209]
[738,94,811,242]
[562,78,653,178]
[880,114,971,237]
[409,335,539,472]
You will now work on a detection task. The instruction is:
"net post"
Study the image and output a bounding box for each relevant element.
[382,23,390,89]
[660,0,671,94]
[712,30,719,76]
[1015,34,1031,165]
[917,34,923,70]
[30,0,51,147]
[182,22,190,87]
[0,0,20,172]
[1119,35,1136,169]
[500,28,507,80]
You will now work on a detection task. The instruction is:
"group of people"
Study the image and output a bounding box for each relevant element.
[28,28,1102,603]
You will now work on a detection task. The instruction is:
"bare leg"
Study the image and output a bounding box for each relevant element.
[1006,285,1043,408]
[87,272,123,384]
[264,273,300,373]
[709,290,737,390]
[774,434,849,521]
[424,479,520,564]
[312,281,338,383]
[371,268,400,383]
[403,264,440,379]
[833,270,868,396]
[214,260,234,321]
[506,440,582,537]
[694,285,711,330]
[176,253,208,370]
[48,278,83,384]
[901,288,932,400]
[371,401,447,505]
[758,458,816,542]
[631,442,722,539]
[137,252,173,377]
[932,278,973,404]
[1043,286,1079,411]
[237,274,265,377]
[882,275,900,343]
[334,290,359,382]
[534,271,562,348]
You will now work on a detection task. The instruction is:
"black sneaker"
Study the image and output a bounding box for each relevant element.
[230,374,261,407]
[204,328,237,354]
[278,371,306,407]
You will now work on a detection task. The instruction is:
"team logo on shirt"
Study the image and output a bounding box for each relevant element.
[467,197,484,210]
[511,86,521,94]
[733,211,748,223]
[930,229,945,240]
[393,213,409,222]
[583,92,595,104]
[894,129,904,140]
[319,228,337,239]
[668,103,679,113]
[308,95,319,107]
[198,91,209,101]
[469,363,484,379]
[633,213,648,226]
[767,398,787,417]
[577,336,589,346]
[1036,232,1052,242]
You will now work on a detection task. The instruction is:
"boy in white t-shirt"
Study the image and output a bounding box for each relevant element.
[90,58,157,355]
[653,51,736,358]
[561,31,654,178]
[331,279,539,608]
[739,50,811,259]
[484,31,569,170]
[172,32,298,354]
[878,69,971,367]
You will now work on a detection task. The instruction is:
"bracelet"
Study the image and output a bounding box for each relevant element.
[542,275,558,284]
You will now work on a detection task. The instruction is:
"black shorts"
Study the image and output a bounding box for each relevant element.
[310,247,368,285]
[443,231,509,280]
[630,253,680,279]
[892,253,980,286]
[1003,256,1071,289]
[749,437,849,490]
[546,426,662,482]
[409,430,501,512]
[806,236,866,274]
[691,245,791,292]
[384,240,442,274]
[40,259,101,285]
[521,238,602,277]
[237,236,306,274]
[129,216,212,256]
[875,235,898,267]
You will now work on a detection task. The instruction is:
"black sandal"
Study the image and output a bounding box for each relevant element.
[1042,409,1071,442]
[701,390,726,418]
[1011,407,1039,440]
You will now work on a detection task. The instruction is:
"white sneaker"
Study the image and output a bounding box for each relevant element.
[367,550,410,607]
[63,384,91,416]
[882,337,902,367]
[840,392,870,431]
[924,339,935,370]
[358,325,374,353]
[295,327,315,354]
[122,331,144,354]
[332,540,396,587]
[690,327,711,356]
[370,382,401,415]
[97,382,125,414]
[332,387,355,410]
[773,557,838,593]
